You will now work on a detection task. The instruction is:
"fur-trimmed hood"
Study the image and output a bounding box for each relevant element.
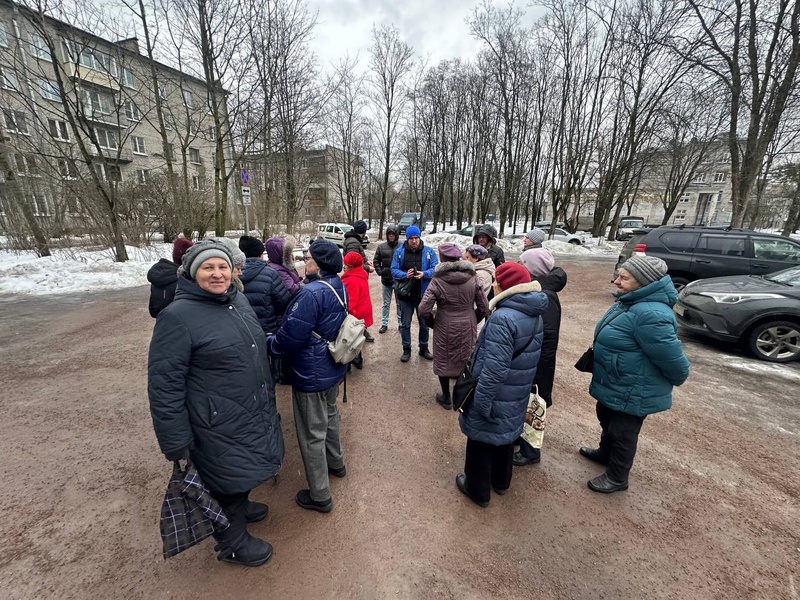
[433,259,476,285]
[489,280,543,311]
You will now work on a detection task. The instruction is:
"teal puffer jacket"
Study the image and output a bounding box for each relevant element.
[589,276,690,417]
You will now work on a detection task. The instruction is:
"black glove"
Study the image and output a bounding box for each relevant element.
[164,445,191,462]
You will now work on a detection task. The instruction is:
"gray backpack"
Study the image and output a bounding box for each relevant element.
[311,280,366,365]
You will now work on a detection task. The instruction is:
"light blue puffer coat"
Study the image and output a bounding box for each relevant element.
[590,275,690,417]
[459,282,548,445]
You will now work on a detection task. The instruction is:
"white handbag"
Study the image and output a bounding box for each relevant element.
[520,385,547,449]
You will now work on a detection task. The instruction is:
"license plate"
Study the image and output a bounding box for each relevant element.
[674,304,685,317]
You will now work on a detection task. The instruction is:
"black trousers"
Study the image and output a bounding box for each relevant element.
[210,490,250,542]
[464,438,514,504]
[596,403,645,483]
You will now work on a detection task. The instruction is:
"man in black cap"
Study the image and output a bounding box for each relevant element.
[267,239,348,513]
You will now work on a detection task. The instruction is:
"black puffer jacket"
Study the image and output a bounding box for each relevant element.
[473,224,505,267]
[240,257,292,335]
[531,266,567,406]
[146,259,179,318]
[373,225,400,286]
[148,276,284,494]
[342,231,372,272]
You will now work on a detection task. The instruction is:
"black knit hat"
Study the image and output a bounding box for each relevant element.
[309,239,343,274]
[238,235,265,258]
[353,220,368,234]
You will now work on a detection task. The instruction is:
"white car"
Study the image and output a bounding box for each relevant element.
[550,228,588,245]
[316,223,369,248]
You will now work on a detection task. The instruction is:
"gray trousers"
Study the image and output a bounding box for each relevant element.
[292,384,344,502]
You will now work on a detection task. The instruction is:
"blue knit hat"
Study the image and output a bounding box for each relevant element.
[405,225,421,239]
[309,239,343,274]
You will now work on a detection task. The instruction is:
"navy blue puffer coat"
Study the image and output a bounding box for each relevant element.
[148,276,284,495]
[240,257,292,335]
[268,274,348,392]
[459,282,548,445]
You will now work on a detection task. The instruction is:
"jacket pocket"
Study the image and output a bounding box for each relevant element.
[208,396,219,425]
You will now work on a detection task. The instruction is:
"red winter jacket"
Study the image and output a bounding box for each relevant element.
[341,267,373,327]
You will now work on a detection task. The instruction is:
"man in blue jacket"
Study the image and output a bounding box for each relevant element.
[267,240,348,513]
[390,226,438,362]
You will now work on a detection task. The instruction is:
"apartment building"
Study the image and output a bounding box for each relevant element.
[0,0,221,229]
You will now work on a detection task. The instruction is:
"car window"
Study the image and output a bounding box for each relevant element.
[659,232,698,253]
[752,237,800,262]
[554,228,567,236]
[334,227,343,234]
[326,225,333,233]
[697,234,746,256]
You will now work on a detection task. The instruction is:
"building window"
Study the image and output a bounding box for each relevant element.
[131,136,146,155]
[124,100,140,121]
[135,169,149,184]
[207,126,217,141]
[192,175,201,190]
[30,192,50,216]
[679,194,691,203]
[3,109,29,134]
[39,79,61,102]
[189,147,201,164]
[120,67,135,88]
[165,143,175,160]
[95,163,121,182]
[0,65,19,91]
[15,154,39,176]
[183,89,193,107]
[94,128,118,150]
[674,209,687,222]
[693,172,706,183]
[187,118,198,134]
[29,33,50,60]
[158,83,167,102]
[713,172,726,183]
[83,90,113,116]
[163,114,174,130]
[48,118,70,141]
[58,158,78,179]
[0,22,8,47]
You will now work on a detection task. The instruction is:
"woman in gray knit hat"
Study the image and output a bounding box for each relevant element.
[578,255,690,493]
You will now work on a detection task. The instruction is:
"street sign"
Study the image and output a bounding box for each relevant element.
[240,169,249,186]
[241,186,251,206]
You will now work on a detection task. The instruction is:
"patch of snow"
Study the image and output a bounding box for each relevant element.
[722,357,800,383]
[420,232,621,257]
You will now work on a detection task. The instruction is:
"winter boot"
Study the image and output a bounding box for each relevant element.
[401,346,412,363]
[435,393,452,410]
[245,501,268,523]
[213,528,273,567]
[419,345,433,360]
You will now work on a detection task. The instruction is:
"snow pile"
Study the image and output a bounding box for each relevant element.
[0,244,171,295]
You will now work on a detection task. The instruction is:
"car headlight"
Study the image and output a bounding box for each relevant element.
[697,292,785,304]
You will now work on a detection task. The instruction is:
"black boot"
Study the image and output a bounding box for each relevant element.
[401,346,412,362]
[351,353,363,370]
[213,528,273,567]
[419,345,433,360]
[435,393,452,409]
[245,501,268,523]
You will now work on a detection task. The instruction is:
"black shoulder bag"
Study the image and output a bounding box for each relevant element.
[453,330,538,414]
[574,309,626,373]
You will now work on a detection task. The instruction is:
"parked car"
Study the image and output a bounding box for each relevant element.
[398,212,426,235]
[616,216,646,241]
[616,225,800,290]
[448,224,475,237]
[536,220,566,229]
[316,223,369,248]
[674,266,800,362]
[550,227,588,245]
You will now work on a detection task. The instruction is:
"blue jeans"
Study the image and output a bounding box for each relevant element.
[381,283,398,328]
[397,298,429,349]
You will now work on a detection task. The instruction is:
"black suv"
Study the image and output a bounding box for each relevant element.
[616,225,800,290]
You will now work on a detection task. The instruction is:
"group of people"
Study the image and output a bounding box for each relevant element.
[146,219,690,568]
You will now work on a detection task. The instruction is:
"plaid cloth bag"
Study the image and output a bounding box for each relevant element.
[160,460,230,558]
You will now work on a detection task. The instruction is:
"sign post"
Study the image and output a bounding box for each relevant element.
[240,169,251,233]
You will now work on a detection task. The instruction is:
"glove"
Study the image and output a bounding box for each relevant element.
[164,445,191,462]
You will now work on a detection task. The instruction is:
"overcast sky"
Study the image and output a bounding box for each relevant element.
[306,0,545,72]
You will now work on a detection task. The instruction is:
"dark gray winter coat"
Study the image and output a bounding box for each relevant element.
[531,266,567,406]
[148,275,284,494]
[373,225,400,286]
[418,261,489,378]
[240,257,292,335]
[459,281,547,445]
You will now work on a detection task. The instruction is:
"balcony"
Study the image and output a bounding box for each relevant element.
[88,146,133,163]
[67,63,120,92]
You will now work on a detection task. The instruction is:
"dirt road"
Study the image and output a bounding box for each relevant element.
[1,257,798,599]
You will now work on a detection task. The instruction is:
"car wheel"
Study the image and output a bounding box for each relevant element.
[569,239,581,245]
[746,320,800,363]
[670,276,690,291]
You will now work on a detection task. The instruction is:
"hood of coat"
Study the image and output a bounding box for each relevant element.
[343,230,363,242]
[264,237,285,265]
[147,258,178,287]
[282,236,298,269]
[174,272,238,304]
[489,280,544,313]
[474,257,496,275]
[341,267,368,282]
[534,266,567,293]
[472,224,498,246]
[433,259,475,284]
[240,256,267,284]
[616,274,678,307]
